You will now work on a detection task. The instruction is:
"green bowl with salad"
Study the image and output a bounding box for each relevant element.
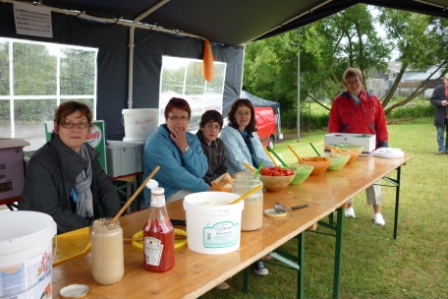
[290,163,314,184]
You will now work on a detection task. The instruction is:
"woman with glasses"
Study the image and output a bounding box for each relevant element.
[142,97,209,206]
[220,98,274,175]
[19,101,121,234]
[328,68,389,226]
[219,99,274,277]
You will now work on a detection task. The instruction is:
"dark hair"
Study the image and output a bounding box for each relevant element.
[164,97,191,120]
[227,98,257,134]
[54,101,92,125]
[199,110,223,129]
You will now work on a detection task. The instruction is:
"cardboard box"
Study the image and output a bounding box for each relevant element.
[106,141,144,177]
[324,133,376,156]
[0,138,30,201]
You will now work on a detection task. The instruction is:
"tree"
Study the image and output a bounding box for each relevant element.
[377,9,448,113]
[244,4,392,112]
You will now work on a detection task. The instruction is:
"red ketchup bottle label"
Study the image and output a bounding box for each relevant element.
[143,187,175,272]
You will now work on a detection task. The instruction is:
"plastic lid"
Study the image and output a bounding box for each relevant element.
[264,208,286,218]
[146,179,158,190]
[60,284,89,298]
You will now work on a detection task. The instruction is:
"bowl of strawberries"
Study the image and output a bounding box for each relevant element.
[259,166,296,192]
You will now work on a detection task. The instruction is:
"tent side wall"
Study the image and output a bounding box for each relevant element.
[0,2,244,140]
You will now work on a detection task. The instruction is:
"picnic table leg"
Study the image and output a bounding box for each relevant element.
[333,207,344,299]
[297,232,304,299]
[393,166,402,240]
[242,267,249,293]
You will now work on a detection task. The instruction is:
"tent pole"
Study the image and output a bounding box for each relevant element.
[127,0,171,109]
[291,42,300,143]
[127,27,135,109]
[297,43,300,143]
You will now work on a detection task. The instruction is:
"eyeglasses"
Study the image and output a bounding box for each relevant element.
[168,115,189,122]
[346,78,359,85]
[59,122,90,129]
[235,111,251,116]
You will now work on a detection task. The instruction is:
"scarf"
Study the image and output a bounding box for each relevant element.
[241,130,258,169]
[74,144,94,218]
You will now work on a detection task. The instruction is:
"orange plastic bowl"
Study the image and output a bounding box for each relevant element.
[338,149,362,164]
[259,174,295,192]
[299,156,331,175]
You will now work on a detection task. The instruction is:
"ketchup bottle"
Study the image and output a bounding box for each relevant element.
[143,187,175,272]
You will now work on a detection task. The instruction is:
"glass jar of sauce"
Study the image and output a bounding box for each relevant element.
[232,171,264,231]
[90,218,124,285]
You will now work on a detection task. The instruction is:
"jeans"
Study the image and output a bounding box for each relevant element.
[436,119,448,152]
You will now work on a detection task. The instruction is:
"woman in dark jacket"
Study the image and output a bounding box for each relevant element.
[19,101,120,234]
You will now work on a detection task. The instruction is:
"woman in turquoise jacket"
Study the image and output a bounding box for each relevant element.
[220,99,274,175]
[143,98,209,206]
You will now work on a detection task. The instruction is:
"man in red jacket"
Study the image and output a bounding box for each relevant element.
[328,68,389,226]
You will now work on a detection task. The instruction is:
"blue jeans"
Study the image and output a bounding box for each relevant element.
[436,119,448,152]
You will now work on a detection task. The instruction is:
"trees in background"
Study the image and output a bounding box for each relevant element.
[243,4,448,118]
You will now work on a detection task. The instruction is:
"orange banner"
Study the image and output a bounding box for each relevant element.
[202,38,215,82]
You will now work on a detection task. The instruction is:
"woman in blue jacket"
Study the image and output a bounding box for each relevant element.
[220,98,274,276]
[143,97,209,206]
[220,99,274,175]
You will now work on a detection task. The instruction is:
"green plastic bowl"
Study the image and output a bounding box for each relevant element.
[290,163,314,184]
[325,153,350,170]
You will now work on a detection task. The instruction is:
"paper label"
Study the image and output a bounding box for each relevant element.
[202,221,239,248]
[144,237,163,266]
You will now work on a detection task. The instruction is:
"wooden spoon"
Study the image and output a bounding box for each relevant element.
[288,145,304,163]
[325,144,342,153]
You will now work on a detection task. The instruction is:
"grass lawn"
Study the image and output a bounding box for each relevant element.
[201,117,448,299]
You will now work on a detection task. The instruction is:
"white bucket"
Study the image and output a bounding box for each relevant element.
[183,192,244,254]
[122,108,159,143]
[0,211,57,299]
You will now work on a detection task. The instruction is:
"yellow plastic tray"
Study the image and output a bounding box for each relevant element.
[53,227,91,266]
[132,229,187,249]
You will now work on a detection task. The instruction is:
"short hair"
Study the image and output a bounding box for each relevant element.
[227,98,257,134]
[343,68,364,87]
[164,97,191,120]
[54,101,92,125]
[199,110,223,129]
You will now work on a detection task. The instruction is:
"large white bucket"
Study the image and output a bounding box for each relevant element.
[183,192,244,254]
[0,211,57,299]
[122,108,159,143]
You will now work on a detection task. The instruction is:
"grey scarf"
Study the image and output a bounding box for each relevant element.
[74,144,94,218]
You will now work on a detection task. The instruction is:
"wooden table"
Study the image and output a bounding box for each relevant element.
[52,194,334,298]
[52,154,412,299]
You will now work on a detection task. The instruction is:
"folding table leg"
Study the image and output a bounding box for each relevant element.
[333,208,344,299]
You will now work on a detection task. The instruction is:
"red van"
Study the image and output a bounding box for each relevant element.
[255,107,278,149]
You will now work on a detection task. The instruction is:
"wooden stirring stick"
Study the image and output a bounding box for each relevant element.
[109,165,160,226]
[243,162,256,172]
[288,145,304,163]
[263,146,278,167]
[230,184,263,205]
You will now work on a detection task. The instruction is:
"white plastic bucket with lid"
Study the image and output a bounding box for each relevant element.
[122,108,159,143]
[183,192,244,254]
[0,211,57,299]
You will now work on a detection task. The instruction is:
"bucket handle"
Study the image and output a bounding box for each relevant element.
[0,236,57,299]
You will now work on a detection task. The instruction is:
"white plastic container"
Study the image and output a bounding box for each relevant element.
[0,211,57,299]
[122,108,159,143]
[183,192,244,255]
